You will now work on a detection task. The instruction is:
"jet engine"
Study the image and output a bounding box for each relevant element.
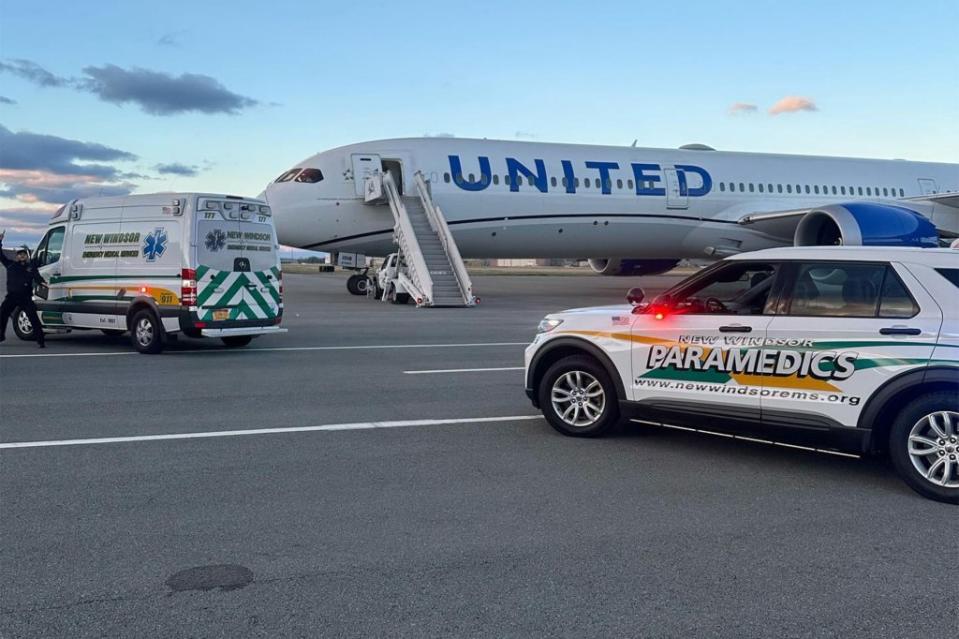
[588,258,681,276]
[794,203,938,248]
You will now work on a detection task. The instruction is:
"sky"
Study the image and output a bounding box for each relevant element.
[0,0,956,246]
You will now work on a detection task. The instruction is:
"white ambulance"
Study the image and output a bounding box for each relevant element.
[525,246,959,503]
[13,193,286,353]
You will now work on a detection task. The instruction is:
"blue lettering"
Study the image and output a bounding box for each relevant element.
[585,161,619,194]
[631,163,666,196]
[561,160,577,194]
[675,164,712,197]
[506,158,548,193]
[449,155,491,191]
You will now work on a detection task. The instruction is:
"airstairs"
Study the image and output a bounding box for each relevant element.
[365,170,475,307]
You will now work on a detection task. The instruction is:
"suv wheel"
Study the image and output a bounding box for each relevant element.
[889,392,959,504]
[130,309,164,354]
[538,355,620,437]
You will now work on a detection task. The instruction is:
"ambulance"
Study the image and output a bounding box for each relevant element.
[524,246,959,503]
[13,193,286,353]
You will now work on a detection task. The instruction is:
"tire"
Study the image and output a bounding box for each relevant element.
[100,329,125,336]
[222,335,254,348]
[538,355,620,437]
[12,307,38,341]
[347,274,371,296]
[888,391,959,504]
[129,309,164,354]
[346,274,364,296]
[394,292,410,305]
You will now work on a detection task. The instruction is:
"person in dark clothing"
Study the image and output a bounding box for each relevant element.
[0,231,46,347]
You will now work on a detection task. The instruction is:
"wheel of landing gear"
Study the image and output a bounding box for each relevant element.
[13,307,38,341]
[346,274,365,295]
[395,292,410,305]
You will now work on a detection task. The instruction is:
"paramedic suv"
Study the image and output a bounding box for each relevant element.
[524,247,959,504]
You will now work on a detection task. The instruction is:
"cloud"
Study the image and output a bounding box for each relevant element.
[0,124,137,179]
[0,58,70,87]
[0,59,259,116]
[80,65,259,115]
[769,96,818,115]
[0,96,16,105]
[0,126,139,206]
[514,130,537,139]
[728,102,758,115]
[0,170,135,205]
[154,162,200,177]
[423,132,456,138]
[0,205,59,244]
[157,31,187,47]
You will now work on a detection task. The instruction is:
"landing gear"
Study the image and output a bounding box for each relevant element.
[346,273,368,296]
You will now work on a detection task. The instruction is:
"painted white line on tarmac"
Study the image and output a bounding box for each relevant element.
[0,341,528,360]
[0,415,544,450]
[404,366,525,375]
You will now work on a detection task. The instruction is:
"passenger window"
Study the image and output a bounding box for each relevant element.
[814,185,820,194]
[443,172,451,183]
[878,268,918,318]
[561,177,567,188]
[660,261,778,316]
[627,179,634,189]
[899,188,905,197]
[616,178,623,189]
[584,178,591,188]
[786,262,885,317]
[777,184,783,193]
[758,184,764,193]
[787,184,792,193]
[739,182,745,191]
[294,168,323,183]
[505,175,511,186]
[749,183,754,192]
[719,182,726,192]
[840,186,846,195]
[493,174,500,185]
[39,227,65,266]
[550,177,557,187]
[805,185,811,194]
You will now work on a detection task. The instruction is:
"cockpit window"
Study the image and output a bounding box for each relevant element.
[274,169,301,183]
[294,168,323,183]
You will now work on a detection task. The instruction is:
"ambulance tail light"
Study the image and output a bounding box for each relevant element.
[181,268,197,306]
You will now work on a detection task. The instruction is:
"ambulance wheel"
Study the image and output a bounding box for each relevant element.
[130,309,164,354]
[222,336,254,347]
[13,307,38,341]
[889,392,959,504]
[538,355,620,437]
[100,329,125,336]
[346,274,368,296]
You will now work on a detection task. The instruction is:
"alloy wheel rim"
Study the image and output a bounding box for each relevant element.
[551,370,605,428]
[136,318,154,347]
[16,311,33,334]
[907,410,959,489]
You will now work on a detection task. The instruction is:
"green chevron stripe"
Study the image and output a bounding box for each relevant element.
[195,264,210,280]
[211,274,249,309]
[244,284,275,317]
[196,270,233,306]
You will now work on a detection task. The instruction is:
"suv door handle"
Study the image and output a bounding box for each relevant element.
[879,327,921,336]
[719,325,752,333]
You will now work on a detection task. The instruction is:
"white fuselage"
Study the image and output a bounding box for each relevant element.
[263,138,958,259]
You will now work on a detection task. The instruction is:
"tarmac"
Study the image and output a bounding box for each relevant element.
[0,271,955,638]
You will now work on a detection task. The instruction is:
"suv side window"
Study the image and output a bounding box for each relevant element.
[878,267,919,318]
[785,262,916,318]
[664,261,779,315]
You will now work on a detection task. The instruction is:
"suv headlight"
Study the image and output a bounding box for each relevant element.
[537,318,564,333]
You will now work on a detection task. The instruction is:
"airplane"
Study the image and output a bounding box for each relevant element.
[262,138,959,293]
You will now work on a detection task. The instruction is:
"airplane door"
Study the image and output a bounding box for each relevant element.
[351,154,382,197]
[664,168,688,209]
[917,178,939,195]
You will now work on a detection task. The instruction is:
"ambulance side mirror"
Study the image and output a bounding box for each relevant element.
[626,287,645,306]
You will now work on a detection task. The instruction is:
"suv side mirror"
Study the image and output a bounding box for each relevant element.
[626,287,645,305]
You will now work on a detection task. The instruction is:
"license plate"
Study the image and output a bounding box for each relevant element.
[213,309,230,321]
